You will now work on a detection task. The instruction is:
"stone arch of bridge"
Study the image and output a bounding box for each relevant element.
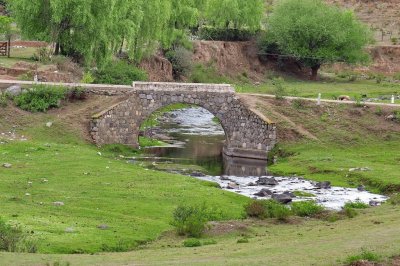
[90,82,277,160]
[137,102,229,147]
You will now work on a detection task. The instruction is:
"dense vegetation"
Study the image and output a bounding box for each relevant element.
[263,0,372,80]
[5,0,264,65]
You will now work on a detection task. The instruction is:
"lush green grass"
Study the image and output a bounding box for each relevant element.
[1,204,400,265]
[269,140,400,193]
[0,117,247,254]
[0,47,37,68]
[235,78,400,102]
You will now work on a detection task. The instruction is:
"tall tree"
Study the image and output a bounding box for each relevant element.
[205,0,264,31]
[266,0,372,80]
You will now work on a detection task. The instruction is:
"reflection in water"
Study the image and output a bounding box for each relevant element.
[223,156,267,177]
[143,107,268,177]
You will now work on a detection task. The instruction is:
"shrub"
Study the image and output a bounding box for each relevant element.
[291,201,324,217]
[344,201,369,209]
[172,204,219,238]
[388,193,400,205]
[394,72,400,81]
[264,200,291,221]
[391,37,398,45]
[33,47,52,63]
[165,46,193,79]
[52,56,81,76]
[342,206,358,218]
[81,72,95,84]
[0,92,8,107]
[272,77,286,100]
[95,60,148,85]
[345,249,381,265]
[66,87,87,101]
[245,201,266,218]
[0,219,37,253]
[202,239,217,246]
[236,238,249,244]
[14,85,67,112]
[183,238,202,247]
[375,73,384,84]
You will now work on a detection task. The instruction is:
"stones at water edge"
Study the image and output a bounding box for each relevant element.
[254,188,273,197]
[256,177,278,186]
[190,171,206,177]
[220,175,231,181]
[2,163,12,168]
[357,185,366,192]
[369,200,380,207]
[5,85,22,97]
[227,182,239,190]
[272,194,293,204]
[316,181,331,189]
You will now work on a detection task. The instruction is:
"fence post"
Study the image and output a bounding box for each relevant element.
[391,95,395,104]
[317,93,321,106]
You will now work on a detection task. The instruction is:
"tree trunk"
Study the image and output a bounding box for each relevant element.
[310,65,320,81]
[55,42,60,55]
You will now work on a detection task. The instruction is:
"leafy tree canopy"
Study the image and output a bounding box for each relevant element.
[7,0,265,65]
[266,0,372,79]
[0,15,12,36]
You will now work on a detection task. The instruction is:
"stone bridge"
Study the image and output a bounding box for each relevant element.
[91,82,276,160]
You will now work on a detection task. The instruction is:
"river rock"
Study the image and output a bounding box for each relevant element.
[357,185,366,192]
[46,122,53,128]
[272,194,293,204]
[191,171,206,177]
[256,177,278,186]
[220,175,231,181]
[5,85,22,97]
[254,188,273,197]
[316,181,331,189]
[283,191,296,198]
[3,163,12,168]
[227,182,239,190]
[247,182,257,186]
[369,200,380,207]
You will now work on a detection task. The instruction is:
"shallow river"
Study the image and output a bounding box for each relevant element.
[141,107,387,210]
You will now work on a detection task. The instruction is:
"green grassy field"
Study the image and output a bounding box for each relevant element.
[0,108,247,254]
[235,78,400,103]
[1,204,400,265]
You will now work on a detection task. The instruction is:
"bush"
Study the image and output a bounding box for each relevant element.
[291,201,324,217]
[236,238,249,244]
[81,72,95,84]
[52,56,82,76]
[198,26,258,41]
[66,87,87,101]
[14,85,67,112]
[95,60,148,85]
[0,219,37,253]
[388,193,400,205]
[394,72,400,81]
[165,46,193,79]
[345,249,381,265]
[344,201,369,209]
[342,206,358,218]
[0,92,8,107]
[272,77,286,100]
[264,200,291,221]
[172,204,220,238]
[183,238,202,248]
[245,201,266,218]
[33,47,53,63]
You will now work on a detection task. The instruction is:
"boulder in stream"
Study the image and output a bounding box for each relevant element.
[272,194,293,204]
[256,177,278,186]
[316,181,331,189]
[254,188,273,197]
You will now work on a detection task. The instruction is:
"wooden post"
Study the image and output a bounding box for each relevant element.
[317,93,321,106]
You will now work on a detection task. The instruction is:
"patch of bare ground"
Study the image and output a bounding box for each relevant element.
[350,256,400,266]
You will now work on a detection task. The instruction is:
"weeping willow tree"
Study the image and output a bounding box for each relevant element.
[7,0,265,65]
[205,0,264,31]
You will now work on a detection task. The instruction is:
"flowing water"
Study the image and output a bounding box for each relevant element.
[138,107,387,210]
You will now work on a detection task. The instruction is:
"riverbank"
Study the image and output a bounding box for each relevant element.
[1,93,400,263]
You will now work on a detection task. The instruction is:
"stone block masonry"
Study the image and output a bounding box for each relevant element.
[91,82,276,160]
